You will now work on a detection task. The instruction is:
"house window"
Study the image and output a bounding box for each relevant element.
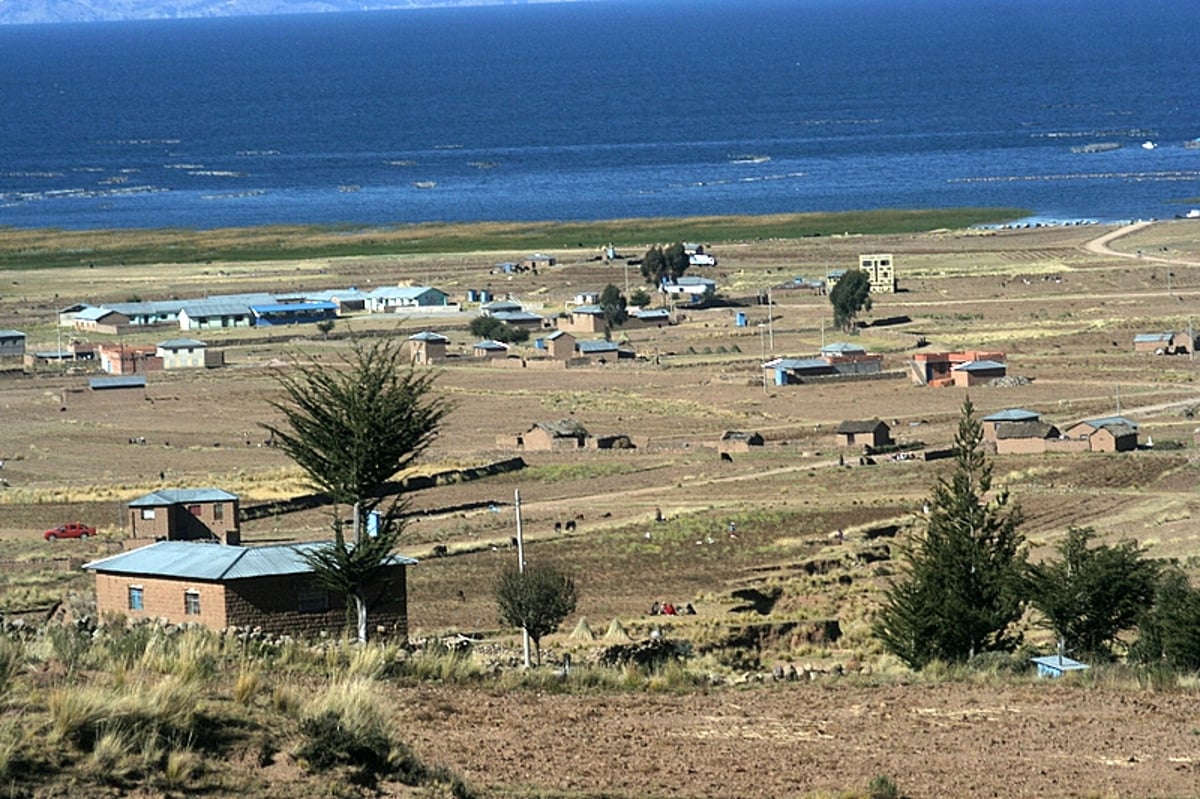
[184,590,201,615]
[128,586,144,611]
[141,508,156,520]
[298,589,329,614]
[212,503,224,521]
[188,504,202,517]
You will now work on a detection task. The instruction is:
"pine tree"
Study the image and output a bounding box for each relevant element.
[875,397,1028,668]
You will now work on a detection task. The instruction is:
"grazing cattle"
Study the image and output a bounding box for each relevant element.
[720,452,734,463]
[554,521,562,533]
[565,520,576,532]
[432,544,448,557]
[509,536,519,548]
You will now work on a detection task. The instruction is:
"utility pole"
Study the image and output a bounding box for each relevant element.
[514,489,531,669]
[759,323,767,395]
[767,287,774,352]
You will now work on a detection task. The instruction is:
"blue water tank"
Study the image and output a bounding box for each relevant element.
[735,311,747,327]
[534,338,546,350]
[480,290,493,302]
[466,289,478,302]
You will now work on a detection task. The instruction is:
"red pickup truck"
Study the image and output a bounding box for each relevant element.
[44,523,97,541]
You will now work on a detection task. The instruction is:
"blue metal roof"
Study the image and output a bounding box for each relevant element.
[250,301,337,314]
[0,329,26,339]
[545,330,571,340]
[1134,332,1175,343]
[634,308,669,319]
[128,488,239,507]
[89,376,146,390]
[775,358,831,371]
[571,305,603,315]
[491,311,545,323]
[984,408,1040,422]
[408,330,449,342]
[577,339,619,354]
[821,342,866,355]
[75,306,122,321]
[473,339,508,350]
[157,338,207,350]
[1079,416,1139,431]
[179,301,255,318]
[83,540,416,582]
[952,359,1007,371]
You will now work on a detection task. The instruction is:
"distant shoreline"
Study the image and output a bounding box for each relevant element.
[0,208,1031,270]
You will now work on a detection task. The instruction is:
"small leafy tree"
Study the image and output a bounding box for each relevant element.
[469,316,528,344]
[829,269,872,332]
[1029,526,1159,660]
[874,397,1028,668]
[1129,569,1200,670]
[629,288,652,308]
[640,243,689,287]
[263,338,449,642]
[598,283,628,339]
[316,318,336,338]
[494,564,578,666]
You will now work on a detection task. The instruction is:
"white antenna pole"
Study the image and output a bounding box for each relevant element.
[514,488,531,669]
[768,287,774,352]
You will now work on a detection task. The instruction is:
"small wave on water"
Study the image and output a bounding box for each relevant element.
[950,169,1200,184]
[201,189,267,200]
[677,171,806,189]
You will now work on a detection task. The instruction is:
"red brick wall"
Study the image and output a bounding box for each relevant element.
[95,573,228,629]
[93,566,409,639]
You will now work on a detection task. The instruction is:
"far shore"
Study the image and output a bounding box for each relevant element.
[0,207,1032,270]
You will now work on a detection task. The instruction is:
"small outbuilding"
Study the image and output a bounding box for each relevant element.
[1031,654,1089,678]
[835,419,892,449]
[128,488,242,545]
[718,430,765,454]
[405,331,450,365]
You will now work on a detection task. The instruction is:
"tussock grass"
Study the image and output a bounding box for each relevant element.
[232,668,262,706]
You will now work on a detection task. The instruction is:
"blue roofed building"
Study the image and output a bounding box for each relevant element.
[84,540,416,638]
[250,301,338,327]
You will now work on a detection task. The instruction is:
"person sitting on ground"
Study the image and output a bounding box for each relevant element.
[649,600,661,616]
[661,602,676,616]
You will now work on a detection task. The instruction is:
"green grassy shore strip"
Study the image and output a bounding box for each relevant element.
[0,207,1028,270]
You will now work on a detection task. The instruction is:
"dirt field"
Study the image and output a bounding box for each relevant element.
[3,219,1200,797]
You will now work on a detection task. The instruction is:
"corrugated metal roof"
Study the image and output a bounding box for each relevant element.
[128,488,239,507]
[1134,332,1175,343]
[76,306,122,321]
[983,408,1040,422]
[775,358,831,371]
[157,338,207,350]
[491,311,544,323]
[179,301,255,318]
[83,540,416,581]
[250,302,337,314]
[571,305,603,315]
[821,342,866,354]
[408,331,449,342]
[577,340,618,353]
[952,359,1007,371]
[473,340,508,350]
[0,329,26,338]
[89,376,146,390]
[836,419,888,434]
[1080,416,1139,432]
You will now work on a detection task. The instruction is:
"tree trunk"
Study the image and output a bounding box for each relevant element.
[352,500,362,544]
[355,590,368,644]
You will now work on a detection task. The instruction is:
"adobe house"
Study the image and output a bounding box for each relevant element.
[718,430,765,454]
[405,331,450,365]
[982,409,1042,442]
[74,306,131,336]
[951,359,1007,387]
[503,419,590,451]
[157,338,222,370]
[910,350,1005,387]
[1133,332,1193,355]
[835,419,892,449]
[472,339,509,359]
[83,540,414,638]
[557,305,605,334]
[98,343,163,375]
[1063,417,1139,452]
[993,420,1063,455]
[521,253,556,269]
[128,488,242,545]
[543,329,576,360]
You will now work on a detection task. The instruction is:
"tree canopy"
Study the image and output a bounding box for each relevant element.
[495,563,579,666]
[598,283,628,338]
[640,242,689,287]
[1029,526,1160,660]
[469,316,529,344]
[829,269,872,331]
[874,398,1028,668]
[263,337,449,641]
[1129,569,1200,670]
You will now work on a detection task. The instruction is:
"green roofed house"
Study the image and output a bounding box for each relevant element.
[128,488,242,545]
[84,541,415,638]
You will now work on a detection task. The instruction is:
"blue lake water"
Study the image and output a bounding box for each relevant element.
[1,0,1198,230]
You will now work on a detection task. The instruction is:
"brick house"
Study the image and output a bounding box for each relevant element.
[1133,332,1193,355]
[83,541,414,638]
[1063,417,1139,452]
[982,409,1042,442]
[951,359,1007,387]
[500,419,589,451]
[128,488,241,545]
[543,330,576,360]
[405,331,450,365]
[835,419,892,449]
[910,350,1006,387]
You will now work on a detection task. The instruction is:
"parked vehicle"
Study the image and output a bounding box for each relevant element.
[44,522,96,541]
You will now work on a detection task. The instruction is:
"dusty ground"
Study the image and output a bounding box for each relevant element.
[399,680,1200,799]
[3,220,1200,797]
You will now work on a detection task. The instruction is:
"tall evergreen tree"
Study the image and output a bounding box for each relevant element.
[598,283,628,340]
[1129,569,1200,670]
[829,269,872,332]
[263,337,450,641]
[875,397,1028,668]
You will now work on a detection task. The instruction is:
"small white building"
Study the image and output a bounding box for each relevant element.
[156,338,221,369]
